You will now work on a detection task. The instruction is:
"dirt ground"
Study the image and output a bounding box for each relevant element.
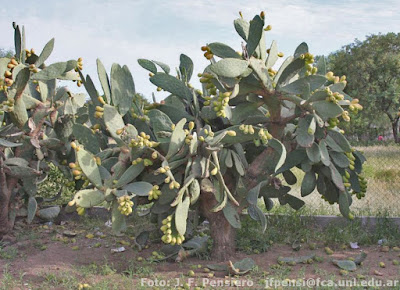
[1,217,400,289]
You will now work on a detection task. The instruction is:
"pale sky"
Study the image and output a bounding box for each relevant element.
[2,0,400,100]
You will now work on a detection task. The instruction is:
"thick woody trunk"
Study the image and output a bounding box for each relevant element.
[200,179,236,261]
[0,192,11,238]
[197,91,286,261]
[0,157,11,238]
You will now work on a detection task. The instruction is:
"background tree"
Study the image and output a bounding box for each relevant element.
[0,49,13,58]
[327,33,400,142]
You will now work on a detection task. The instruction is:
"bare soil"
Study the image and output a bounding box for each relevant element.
[1,218,400,289]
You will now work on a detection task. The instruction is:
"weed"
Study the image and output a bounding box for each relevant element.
[42,271,79,288]
[0,265,23,290]
[123,260,154,278]
[0,247,18,260]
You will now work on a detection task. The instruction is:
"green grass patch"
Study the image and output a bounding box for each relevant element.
[237,211,400,254]
[0,247,19,260]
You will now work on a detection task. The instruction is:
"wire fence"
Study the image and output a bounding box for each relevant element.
[285,145,400,217]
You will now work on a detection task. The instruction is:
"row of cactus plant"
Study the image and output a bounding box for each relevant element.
[0,23,92,234]
[0,12,366,260]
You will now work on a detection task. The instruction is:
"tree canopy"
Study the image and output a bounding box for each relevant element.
[327,33,400,142]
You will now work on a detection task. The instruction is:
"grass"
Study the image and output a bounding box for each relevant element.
[237,208,400,254]
[0,265,25,290]
[78,262,117,277]
[123,260,155,278]
[0,247,19,260]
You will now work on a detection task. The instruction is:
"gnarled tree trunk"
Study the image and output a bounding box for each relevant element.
[199,179,236,261]
[0,156,11,238]
[198,95,286,261]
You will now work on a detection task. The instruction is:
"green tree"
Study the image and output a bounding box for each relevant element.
[327,33,400,142]
[0,49,14,89]
[0,49,13,58]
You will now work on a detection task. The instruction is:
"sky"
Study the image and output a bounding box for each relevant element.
[1,0,400,100]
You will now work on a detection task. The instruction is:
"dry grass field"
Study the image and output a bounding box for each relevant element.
[275,146,400,217]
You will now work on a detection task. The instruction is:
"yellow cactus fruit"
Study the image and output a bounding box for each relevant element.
[143,159,153,166]
[334,76,340,83]
[248,125,255,135]
[77,207,85,216]
[97,96,106,105]
[211,167,218,175]
[92,124,101,130]
[264,25,272,31]
[188,121,195,130]
[325,71,334,80]
[222,91,232,98]
[4,79,13,86]
[71,141,77,149]
[94,111,103,118]
[205,53,213,60]
[311,67,318,74]
[277,52,284,57]
[86,233,94,239]
[227,130,236,137]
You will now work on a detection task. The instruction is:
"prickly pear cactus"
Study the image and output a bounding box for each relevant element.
[0,23,87,234]
[63,11,366,254]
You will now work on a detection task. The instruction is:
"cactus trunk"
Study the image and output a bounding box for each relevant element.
[0,195,11,238]
[200,184,236,261]
[0,156,12,238]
